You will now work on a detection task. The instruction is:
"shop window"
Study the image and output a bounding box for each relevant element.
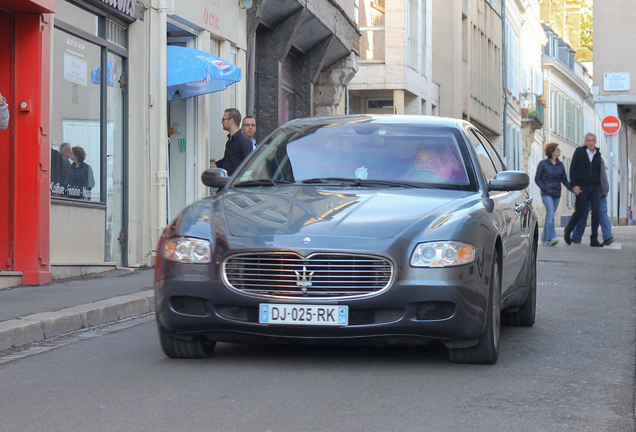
[51,4,128,209]
[51,28,102,202]
[51,2,129,265]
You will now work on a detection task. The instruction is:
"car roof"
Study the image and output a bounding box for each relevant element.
[284,114,467,129]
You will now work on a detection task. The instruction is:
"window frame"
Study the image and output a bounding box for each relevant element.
[51,2,128,209]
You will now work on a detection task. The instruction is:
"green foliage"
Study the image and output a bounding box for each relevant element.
[580,0,593,51]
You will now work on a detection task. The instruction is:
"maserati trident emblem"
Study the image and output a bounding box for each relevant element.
[295,266,314,293]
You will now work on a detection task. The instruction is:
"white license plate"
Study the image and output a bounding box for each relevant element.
[259,304,348,326]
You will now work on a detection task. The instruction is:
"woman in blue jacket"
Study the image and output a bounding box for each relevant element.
[534,143,579,246]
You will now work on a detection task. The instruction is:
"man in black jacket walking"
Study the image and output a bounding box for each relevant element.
[211,108,253,176]
[564,133,604,247]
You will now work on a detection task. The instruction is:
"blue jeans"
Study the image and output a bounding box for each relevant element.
[572,196,613,242]
[541,195,560,242]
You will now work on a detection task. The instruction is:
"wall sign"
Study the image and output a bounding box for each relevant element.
[603,73,630,92]
[63,53,88,86]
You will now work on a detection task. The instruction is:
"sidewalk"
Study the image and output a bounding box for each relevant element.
[0,267,155,352]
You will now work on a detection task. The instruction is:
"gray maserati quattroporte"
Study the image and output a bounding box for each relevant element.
[154,115,538,364]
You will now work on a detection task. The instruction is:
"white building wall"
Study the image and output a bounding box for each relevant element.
[349,0,439,116]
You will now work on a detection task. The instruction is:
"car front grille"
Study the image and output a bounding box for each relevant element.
[223,252,394,299]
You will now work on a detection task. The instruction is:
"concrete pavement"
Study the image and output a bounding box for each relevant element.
[0,267,154,352]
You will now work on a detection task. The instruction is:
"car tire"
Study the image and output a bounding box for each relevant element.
[502,238,537,327]
[449,251,501,365]
[158,327,216,359]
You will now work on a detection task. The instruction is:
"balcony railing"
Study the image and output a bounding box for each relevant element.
[521,93,545,126]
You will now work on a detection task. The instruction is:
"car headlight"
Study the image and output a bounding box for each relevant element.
[161,237,212,264]
[411,241,477,268]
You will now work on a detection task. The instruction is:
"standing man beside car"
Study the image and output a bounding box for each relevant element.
[211,108,253,176]
[564,133,603,247]
[241,116,257,150]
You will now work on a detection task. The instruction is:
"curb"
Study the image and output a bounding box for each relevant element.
[0,290,155,352]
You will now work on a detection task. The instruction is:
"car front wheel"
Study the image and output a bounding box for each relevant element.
[158,327,216,359]
[448,251,501,365]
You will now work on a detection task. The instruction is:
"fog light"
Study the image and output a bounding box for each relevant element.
[416,302,456,320]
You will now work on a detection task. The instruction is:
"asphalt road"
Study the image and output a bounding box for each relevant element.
[1,227,635,432]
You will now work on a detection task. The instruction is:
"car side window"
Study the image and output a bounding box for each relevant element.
[465,128,498,180]
[472,130,506,172]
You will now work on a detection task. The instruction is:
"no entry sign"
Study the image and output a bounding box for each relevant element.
[601,115,621,135]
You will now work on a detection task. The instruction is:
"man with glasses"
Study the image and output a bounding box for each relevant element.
[241,116,257,150]
[211,108,253,176]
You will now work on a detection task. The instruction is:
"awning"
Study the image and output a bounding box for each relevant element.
[167,46,241,101]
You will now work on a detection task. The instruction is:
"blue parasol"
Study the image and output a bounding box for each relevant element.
[167,46,241,101]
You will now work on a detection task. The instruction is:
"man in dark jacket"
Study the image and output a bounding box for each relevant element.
[564,133,603,247]
[50,142,72,196]
[211,108,253,176]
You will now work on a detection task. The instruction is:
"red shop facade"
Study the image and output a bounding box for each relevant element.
[0,0,55,285]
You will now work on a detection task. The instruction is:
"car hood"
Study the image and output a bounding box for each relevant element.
[220,186,473,239]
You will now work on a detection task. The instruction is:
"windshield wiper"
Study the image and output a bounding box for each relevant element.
[302,177,356,184]
[302,178,418,188]
[233,179,292,187]
[355,180,420,188]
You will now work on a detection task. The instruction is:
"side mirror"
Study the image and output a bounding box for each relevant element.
[487,170,530,191]
[201,168,229,188]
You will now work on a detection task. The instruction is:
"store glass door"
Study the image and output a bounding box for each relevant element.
[105,52,125,264]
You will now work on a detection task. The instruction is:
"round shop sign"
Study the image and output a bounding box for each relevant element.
[601,115,621,135]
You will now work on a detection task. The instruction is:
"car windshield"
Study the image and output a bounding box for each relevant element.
[233,120,477,190]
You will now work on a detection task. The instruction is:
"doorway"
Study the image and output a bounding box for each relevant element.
[167,33,198,222]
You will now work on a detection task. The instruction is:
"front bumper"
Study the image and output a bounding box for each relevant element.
[155,260,490,345]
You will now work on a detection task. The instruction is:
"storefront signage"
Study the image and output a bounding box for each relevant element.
[51,182,92,200]
[204,8,220,30]
[92,0,136,18]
